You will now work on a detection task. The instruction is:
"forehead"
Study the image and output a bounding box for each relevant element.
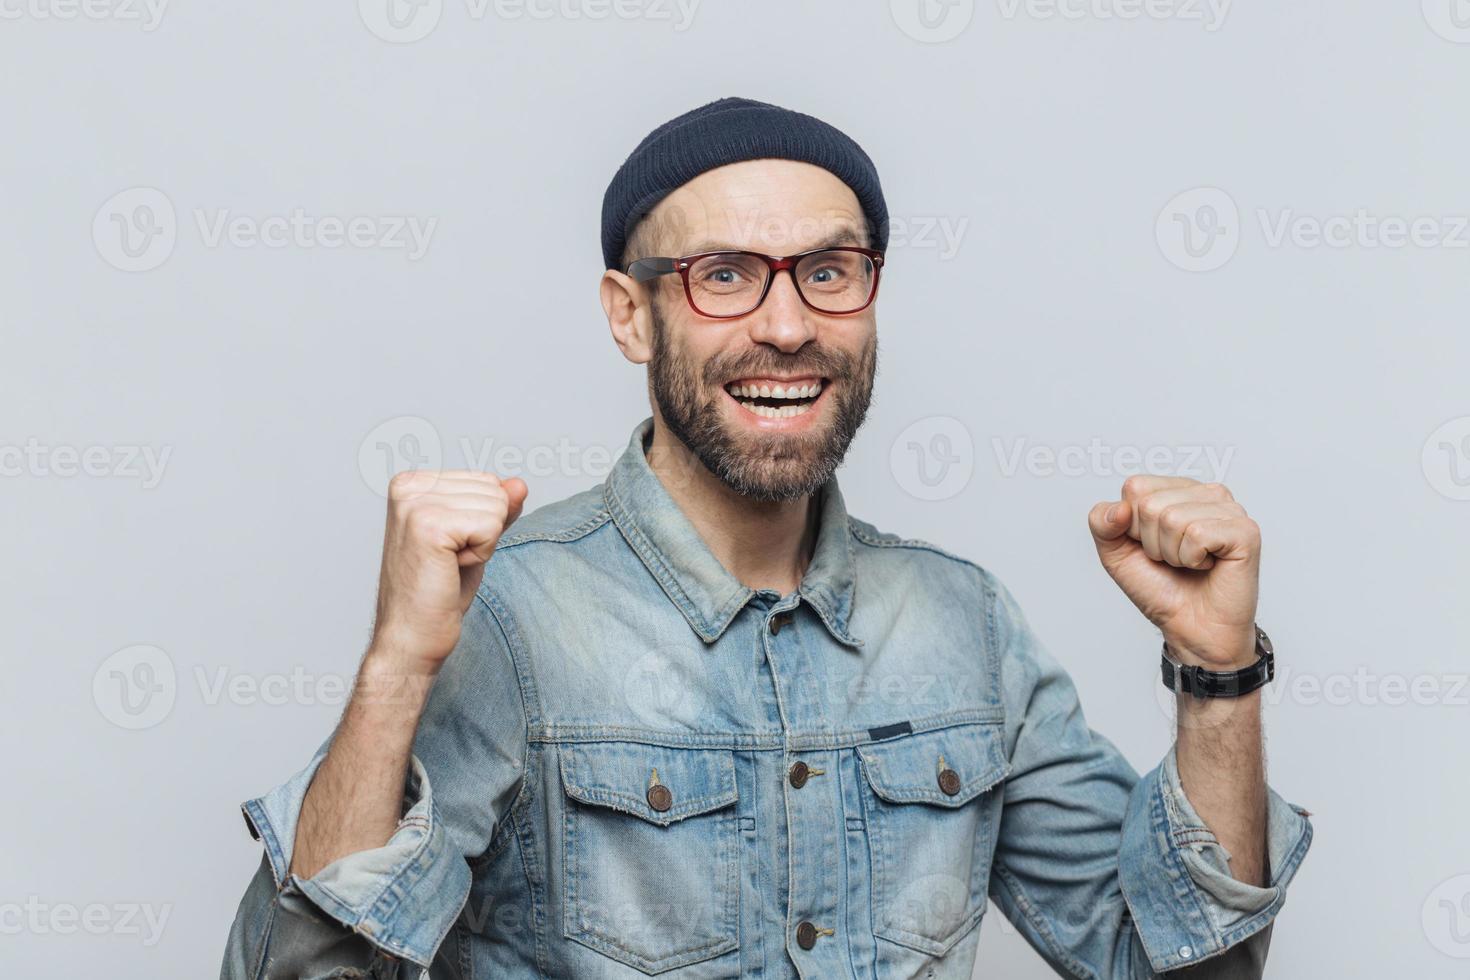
[649,159,866,255]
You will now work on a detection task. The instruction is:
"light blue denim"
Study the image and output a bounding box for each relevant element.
[221,417,1312,979]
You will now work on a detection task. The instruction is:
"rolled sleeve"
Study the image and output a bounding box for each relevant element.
[1118,743,1314,973]
[240,752,469,969]
[221,590,530,978]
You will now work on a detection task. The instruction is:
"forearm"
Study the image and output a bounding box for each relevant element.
[1174,686,1268,887]
[290,647,436,880]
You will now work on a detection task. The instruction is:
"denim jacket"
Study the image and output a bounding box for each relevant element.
[221,417,1312,980]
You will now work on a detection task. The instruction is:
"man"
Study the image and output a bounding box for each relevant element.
[221,97,1311,979]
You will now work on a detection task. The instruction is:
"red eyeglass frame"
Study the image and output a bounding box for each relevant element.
[626,246,885,319]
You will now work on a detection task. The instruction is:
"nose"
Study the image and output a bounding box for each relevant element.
[745,269,818,353]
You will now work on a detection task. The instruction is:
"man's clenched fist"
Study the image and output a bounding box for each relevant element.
[1088,475,1261,669]
[370,470,528,673]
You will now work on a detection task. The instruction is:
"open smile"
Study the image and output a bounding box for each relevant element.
[722,376,827,421]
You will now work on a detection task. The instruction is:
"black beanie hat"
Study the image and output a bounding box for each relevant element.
[600,96,889,271]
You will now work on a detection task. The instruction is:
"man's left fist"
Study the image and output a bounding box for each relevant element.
[1088,475,1260,669]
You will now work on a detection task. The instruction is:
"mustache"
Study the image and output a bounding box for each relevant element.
[701,345,857,386]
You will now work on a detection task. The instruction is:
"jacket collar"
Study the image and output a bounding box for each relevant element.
[604,418,862,649]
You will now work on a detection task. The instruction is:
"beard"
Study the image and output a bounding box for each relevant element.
[648,301,878,503]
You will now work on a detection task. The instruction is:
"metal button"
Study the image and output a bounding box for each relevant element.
[769,611,793,635]
[646,783,673,812]
[795,920,818,950]
[789,761,810,788]
[938,767,962,796]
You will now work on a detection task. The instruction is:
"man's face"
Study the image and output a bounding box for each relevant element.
[635,160,879,503]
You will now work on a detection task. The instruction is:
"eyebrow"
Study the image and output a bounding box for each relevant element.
[678,228,866,256]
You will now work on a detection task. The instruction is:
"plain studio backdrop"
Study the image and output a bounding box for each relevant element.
[2,1,1467,976]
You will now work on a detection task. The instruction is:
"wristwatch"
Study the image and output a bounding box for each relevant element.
[1160,625,1275,698]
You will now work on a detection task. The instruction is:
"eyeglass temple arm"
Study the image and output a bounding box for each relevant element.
[626,256,678,281]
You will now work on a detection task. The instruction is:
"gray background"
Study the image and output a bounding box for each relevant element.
[3,1,1467,976]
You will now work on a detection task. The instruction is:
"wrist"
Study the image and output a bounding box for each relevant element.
[1164,629,1258,670]
[356,644,440,713]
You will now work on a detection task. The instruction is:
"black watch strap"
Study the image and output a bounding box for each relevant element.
[1160,625,1275,699]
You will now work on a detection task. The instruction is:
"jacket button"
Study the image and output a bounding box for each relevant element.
[795,920,818,950]
[769,611,792,635]
[938,767,962,796]
[646,784,673,812]
[788,761,810,788]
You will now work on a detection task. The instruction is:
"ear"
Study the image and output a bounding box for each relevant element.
[601,270,654,365]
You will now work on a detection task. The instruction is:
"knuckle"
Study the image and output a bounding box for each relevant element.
[403,506,442,536]
[1202,481,1233,500]
[388,469,436,500]
[1121,475,1149,498]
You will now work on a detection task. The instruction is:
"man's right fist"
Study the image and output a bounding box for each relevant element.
[369,470,528,672]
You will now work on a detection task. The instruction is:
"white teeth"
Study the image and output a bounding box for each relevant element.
[736,400,814,419]
[727,380,824,401]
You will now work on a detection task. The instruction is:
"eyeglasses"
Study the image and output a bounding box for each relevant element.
[627,246,885,319]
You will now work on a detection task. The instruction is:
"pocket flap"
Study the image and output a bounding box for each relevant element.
[858,722,1010,807]
[559,741,739,827]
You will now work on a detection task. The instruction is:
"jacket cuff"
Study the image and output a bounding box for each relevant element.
[240,752,469,968]
[1117,743,1313,973]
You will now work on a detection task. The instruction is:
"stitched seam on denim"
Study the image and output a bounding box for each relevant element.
[506,752,550,978]
[494,510,612,550]
[878,908,985,957]
[834,752,862,980]
[311,801,437,956]
[604,475,724,639]
[248,885,278,980]
[1212,814,1312,948]
[562,760,739,970]
[561,785,738,822]
[527,711,1004,750]
[848,519,983,573]
[1124,769,1222,969]
[990,862,1093,978]
[573,934,735,969]
[475,587,541,735]
[243,799,285,891]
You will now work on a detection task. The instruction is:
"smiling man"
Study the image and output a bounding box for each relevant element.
[221,97,1312,980]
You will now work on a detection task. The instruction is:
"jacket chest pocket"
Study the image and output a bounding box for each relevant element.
[558,741,741,976]
[856,722,1010,957]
